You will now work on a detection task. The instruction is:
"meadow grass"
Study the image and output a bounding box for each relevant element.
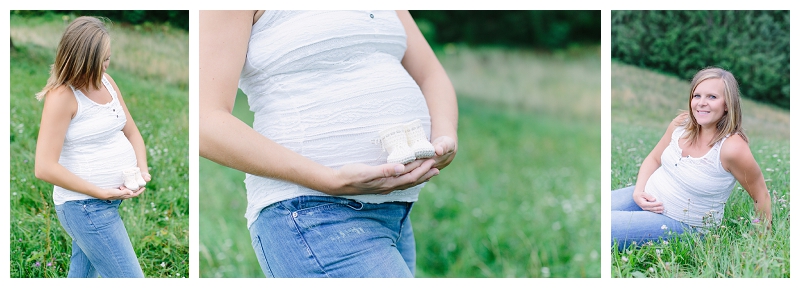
[9,14,189,278]
[610,61,790,277]
[199,45,601,277]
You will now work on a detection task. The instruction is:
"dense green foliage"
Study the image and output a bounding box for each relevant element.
[411,10,600,49]
[10,15,189,278]
[11,10,189,31]
[611,10,789,108]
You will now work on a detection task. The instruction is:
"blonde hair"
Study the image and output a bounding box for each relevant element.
[35,16,111,100]
[682,67,748,146]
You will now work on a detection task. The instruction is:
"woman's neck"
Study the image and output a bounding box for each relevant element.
[697,125,718,145]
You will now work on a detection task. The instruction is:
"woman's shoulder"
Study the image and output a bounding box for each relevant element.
[41,85,78,117]
[719,133,751,165]
[670,112,690,126]
[103,73,117,85]
[102,73,122,93]
[43,85,76,103]
[720,133,748,153]
[663,112,689,135]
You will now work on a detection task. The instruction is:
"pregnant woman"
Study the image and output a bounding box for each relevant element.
[35,16,151,277]
[200,10,458,277]
[611,67,771,251]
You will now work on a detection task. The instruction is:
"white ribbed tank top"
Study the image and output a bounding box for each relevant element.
[239,11,431,228]
[53,75,138,205]
[645,126,736,227]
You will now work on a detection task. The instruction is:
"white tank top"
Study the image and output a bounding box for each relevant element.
[53,75,138,205]
[239,11,431,228]
[645,126,736,227]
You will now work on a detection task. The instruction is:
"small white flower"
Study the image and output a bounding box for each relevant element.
[656,249,662,255]
[661,225,668,230]
[649,267,655,273]
[663,241,669,245]
[160,262,166,268]
[621,256,628,262]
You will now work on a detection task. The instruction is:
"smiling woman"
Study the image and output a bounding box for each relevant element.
[610,67,771,251]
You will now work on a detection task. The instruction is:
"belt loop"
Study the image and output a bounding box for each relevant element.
[347,199,364,210]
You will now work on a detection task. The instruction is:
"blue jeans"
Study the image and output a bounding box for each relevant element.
[611,186,693,251]
[55,199,144,278]
[249,195,416,277]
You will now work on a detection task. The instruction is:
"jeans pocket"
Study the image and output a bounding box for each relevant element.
[55,204,75,239]
[79,199,120,229]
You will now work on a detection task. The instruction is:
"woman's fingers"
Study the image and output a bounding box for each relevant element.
[640,201,664,213]
[634,191,664,213]
[392,159,437,188]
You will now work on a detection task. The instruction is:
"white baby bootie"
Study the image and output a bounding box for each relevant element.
[379,124,416,164]
[135,169,147,187]
[122,168,141,190]
[404,119,435,159]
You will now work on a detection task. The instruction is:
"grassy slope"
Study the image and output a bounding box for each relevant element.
[9,14,189,278]
[199,46,601,277]
[610,60,790,277]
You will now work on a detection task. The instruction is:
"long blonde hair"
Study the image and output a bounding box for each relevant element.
[35,16,111,101]
[682,67,748,146]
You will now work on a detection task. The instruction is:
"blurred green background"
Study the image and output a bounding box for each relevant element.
[199,10,601,278]
[9,11,189,278]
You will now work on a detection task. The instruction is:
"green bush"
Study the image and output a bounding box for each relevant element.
[410,10,600,49]
[11,10,188,31]
[612,11,789,109]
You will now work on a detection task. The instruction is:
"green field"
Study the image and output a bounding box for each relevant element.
[199,45,601,277]
[610,61,790,277]
[9,14,189,278]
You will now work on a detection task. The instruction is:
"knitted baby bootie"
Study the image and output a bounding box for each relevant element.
[134,169,146,187]
[404,119,435,159]
[122,168,141,191]
[379,124,416,164]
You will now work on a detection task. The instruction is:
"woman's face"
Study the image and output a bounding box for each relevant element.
[691,78,727,129]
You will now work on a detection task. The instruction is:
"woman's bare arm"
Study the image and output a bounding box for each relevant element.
[199,10,437,196]
[397,10,458,170]
[721,134,772,229]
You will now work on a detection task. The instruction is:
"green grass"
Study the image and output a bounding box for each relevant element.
[610,60,790,277]
[9,14,189,278]
[199,45,601,277]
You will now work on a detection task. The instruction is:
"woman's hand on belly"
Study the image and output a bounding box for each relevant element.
[329,158,439,196]
[633,190,664,213]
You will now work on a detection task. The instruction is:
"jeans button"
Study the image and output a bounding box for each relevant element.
[292,212,298,218]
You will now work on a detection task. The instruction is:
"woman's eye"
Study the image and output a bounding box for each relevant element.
[693,94,700,98]
[710,95,717,99]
